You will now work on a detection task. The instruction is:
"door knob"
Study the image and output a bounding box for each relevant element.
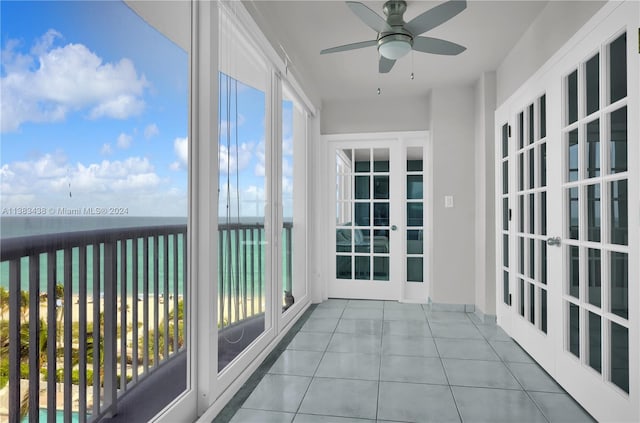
[391,225,398,231]
[547,236,561,246]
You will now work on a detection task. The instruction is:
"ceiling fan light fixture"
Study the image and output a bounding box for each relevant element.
[378,33,412,60]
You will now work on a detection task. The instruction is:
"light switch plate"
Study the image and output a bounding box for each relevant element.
[445,195,454,208]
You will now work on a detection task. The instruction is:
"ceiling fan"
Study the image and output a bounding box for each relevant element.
[321,0,467,73]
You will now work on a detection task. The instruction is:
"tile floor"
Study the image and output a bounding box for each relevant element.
[228,300,595,423]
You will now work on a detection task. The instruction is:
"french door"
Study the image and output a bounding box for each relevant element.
[496,2,638,421]
[325,132,429,302]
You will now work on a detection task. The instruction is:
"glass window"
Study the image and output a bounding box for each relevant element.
[568,303,580,358]
[609,107,627,174]
[609,33,626,104]
[568,129,579,181]
[588,312,601,373]
[539,95,546,139]
[587,248,601,307]
[610,252,628,319]
[586,53,600,115]
[567,70,578,124]
[587,184,601,242]
[586,119,600,178]
[610,180,628,245]
[610,321,629,393]
[569,246,579,298]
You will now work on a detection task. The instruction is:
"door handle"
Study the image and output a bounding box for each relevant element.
[391,225,398,231]
[547,236,561,246]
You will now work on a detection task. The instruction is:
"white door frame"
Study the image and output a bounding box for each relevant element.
[495,2,639,421]
[322,131,431,303]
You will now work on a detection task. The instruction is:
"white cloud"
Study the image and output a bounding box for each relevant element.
[0,153,188,215]
[100,143,112,155]
[117,133,133,149]
[219,141,255,174]
[144,123,159,139]
[171,136,188,170]
[254,140,265,177]
[1,31,147,132]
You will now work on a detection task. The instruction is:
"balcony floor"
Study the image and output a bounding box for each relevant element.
[216,299,594,423]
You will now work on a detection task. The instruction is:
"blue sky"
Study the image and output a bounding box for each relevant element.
[1,0,189,216]
[1,1,293,219]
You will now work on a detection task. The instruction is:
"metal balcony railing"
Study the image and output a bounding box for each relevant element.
[0,221,293,422]
[1,225,187,423]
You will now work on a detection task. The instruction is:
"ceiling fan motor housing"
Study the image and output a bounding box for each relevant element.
[378,0,413,59]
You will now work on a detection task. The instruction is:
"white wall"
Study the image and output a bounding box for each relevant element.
[474,72,497,317]
[429,85,476,306]
[496,0,606,105]
[321,96,430,134]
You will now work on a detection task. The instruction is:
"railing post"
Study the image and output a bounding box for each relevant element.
[8,259,20,423]
[28,254,40,423]
[103,240,118,417]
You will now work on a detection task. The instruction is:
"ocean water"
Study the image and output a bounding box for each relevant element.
[0,217,188,295]
[0,216,282,298]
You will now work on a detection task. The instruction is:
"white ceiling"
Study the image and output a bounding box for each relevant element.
[246,0,549,103]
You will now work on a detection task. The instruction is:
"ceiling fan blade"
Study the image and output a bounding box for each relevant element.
[379,56,396,73]
[346,1,391,33]
[321,39,377,55]
[404,0,467,36]
[412,36,466,55]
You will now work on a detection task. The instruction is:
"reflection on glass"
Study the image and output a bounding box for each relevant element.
[336,201,351,225]
[374,160,389,172]
[529,193,535,234]
[609,33,626,104]
[569,303,580,358]
[567,69,578,124]
[519,153,524,190]
[503,198,509,230]
[586,53,600,115]
[354,202,370,226]
[529,283,535,325]
[354,229,370,253]
[528,104,534,144]
[610,107,627,174]
[336,229,352,252]
[568,129,579,181]
[611,321,629,393]
[588,312,601,373]
[374,257,389,281]
[540,192,547,235]
[503,271,510,305]
[503,234,509,267]
[355,150,370,172]
[374,230,389,253]
[519,195,524,233]
[373,203,389,227]
[407,160,423,172]
[528,238,535,279]
[407,230,423,254]
[407,175,423,199]
[519,279,525,317]
[568,187,579,239]
[502,124,509,158]
[540,94,546,139]
[503,161,509,194]
[587,248,601,307]
[407,257,423,282]
[337,256,351,279]
[569,246,579,298]
[541,289,547,333]
[540,240,547,285]
[519,237,524,274]
[407,203,423,226]
[373,175,389,199]
[587,119,600,178]
[587,184,601,242]
[518,112,524,149]
[610,180,627,245]
[355,256,370,280]
[540,144,546,187]
[355,175,370,199]
[528,149,535,189]
[610,252,628,319]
